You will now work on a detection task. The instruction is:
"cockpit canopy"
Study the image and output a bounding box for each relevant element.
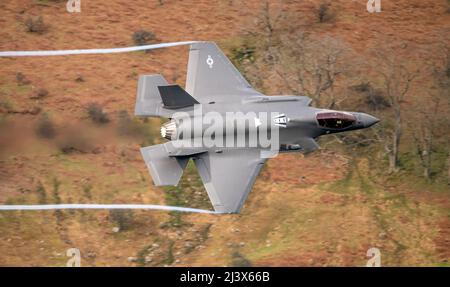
[316,112,356,129]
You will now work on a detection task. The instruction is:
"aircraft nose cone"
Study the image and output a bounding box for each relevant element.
[361,114,380,128]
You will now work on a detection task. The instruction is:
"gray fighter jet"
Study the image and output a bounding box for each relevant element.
[135,42,379,214]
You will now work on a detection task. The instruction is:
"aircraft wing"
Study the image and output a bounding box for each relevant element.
[193,149,266,213]
[185,42,262,103]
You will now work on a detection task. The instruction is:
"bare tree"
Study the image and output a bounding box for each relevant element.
[440,50,450,185]
[274,34,353,108]
[251,0,285,63]
[235,0,287,93]
[447,152,450,185]
[430,39,450,184]
[412,98,440,179]
[374,48,418,173]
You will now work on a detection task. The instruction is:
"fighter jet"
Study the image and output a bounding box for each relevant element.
[135,42,379,214]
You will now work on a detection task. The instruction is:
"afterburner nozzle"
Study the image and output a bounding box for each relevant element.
[161,120,177,140]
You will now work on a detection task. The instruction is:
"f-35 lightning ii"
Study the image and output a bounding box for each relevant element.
[135,42,379,214]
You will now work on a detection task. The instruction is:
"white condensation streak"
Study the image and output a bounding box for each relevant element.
[0,204,217,214]
[0,41,200,57]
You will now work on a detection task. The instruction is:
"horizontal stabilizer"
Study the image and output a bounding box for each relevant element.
[140,144,188,186]
[135,74,171,117]
[158,85,199,109]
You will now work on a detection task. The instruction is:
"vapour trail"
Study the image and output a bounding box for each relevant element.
[0,204,217,214]
[0,41,199,57]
